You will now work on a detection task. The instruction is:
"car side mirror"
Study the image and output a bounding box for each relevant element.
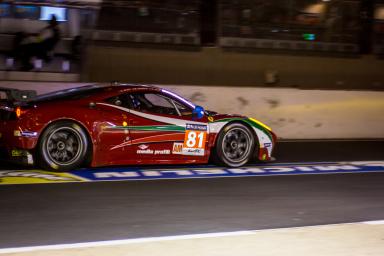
[192,105,205,120]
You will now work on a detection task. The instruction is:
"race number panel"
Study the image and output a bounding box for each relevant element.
[182,124,207,156]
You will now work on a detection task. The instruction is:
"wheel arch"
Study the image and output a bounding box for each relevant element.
[35,118,94,167]
[37,118,93,147]
[212,120,260,148]
[210,120,260,162]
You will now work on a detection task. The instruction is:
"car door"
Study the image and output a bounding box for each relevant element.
[124,90,210,163]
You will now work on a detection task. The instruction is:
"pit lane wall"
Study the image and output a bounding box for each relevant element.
[1,81,383,139]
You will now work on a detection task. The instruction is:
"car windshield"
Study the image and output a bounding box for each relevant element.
[160,89,196,109]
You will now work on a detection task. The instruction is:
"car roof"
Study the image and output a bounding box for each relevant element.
[31,83,160,103]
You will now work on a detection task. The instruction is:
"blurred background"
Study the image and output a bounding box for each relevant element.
[0,0,383,90]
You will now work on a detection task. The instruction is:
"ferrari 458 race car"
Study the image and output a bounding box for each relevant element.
[0,84,276,171]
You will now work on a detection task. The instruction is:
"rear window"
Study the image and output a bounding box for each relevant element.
[31,86,106,103]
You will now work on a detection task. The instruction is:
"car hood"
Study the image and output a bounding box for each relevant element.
[207,112,247,121]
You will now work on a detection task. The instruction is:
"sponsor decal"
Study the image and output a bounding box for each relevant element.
[182,148,205,156]
[136,145,171,155]
[2,161,384,185]
[11,149,24,157]
[137,149,153,154]
[172,143,183,154]
[0,170,85,185]
[154,150,170,155]
[69,161,384,182]
[138,144,149,150]
[186,124,207,131]
[183,124,207,156]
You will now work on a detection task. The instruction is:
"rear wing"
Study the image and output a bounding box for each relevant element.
[0,87,37,105]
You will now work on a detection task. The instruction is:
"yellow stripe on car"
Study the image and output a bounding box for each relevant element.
[249,118,272,131]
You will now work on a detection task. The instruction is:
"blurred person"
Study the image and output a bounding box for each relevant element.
[71,35,83,60]
[14,15,61,71]
[39,14,61,61]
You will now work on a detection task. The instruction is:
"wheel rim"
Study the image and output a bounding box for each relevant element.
[45,127,83,166]
[222,127,252,163]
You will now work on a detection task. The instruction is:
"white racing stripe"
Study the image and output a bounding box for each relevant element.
[1,220,383,254]
[97,103,207,127]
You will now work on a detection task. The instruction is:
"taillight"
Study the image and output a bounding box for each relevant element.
[15,107,28,118]
[16,107,21,118]
[0,105,30,120]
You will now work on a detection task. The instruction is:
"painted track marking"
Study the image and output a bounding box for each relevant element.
[0,220,383,254]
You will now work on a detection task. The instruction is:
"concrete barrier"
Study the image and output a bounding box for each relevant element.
[1,81,383,139]
[85,46,384,90]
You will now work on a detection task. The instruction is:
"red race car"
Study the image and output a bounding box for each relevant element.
[0,84,276,171]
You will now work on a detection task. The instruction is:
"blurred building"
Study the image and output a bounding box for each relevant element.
[219,0,361,53]
[0,0,99,77]
[0,0,383,89]
[374,0,384,54]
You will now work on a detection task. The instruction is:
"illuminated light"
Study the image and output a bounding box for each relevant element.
[249,118,272,131]
[303,33,316,41]
[303,3,326,14]
[15,107,22,118]
[122,121,128,127]
[374,6,384,20]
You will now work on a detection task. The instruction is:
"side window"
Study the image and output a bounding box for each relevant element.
[144,94,174,109]
[137,93,178,116]
[106,92,193,117]
[106,94,133,109]
[173,100,193,117]
[143,93,194,117]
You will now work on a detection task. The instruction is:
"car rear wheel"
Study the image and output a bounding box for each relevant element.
[213,123,256,167]
[37,121,90,172]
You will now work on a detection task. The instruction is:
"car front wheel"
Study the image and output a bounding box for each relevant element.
[213,122,256,167]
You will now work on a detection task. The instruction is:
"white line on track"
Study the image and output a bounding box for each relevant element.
[278,138,384,142]
[1,220,383,254]
[362,220,384,225]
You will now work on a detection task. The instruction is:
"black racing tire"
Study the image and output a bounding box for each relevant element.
[36,121,90,172]
[212,122,256,167]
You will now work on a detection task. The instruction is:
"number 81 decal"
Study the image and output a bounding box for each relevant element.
[183,124,208,156]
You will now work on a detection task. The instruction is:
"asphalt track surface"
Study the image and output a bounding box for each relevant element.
[0,140,384,248]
